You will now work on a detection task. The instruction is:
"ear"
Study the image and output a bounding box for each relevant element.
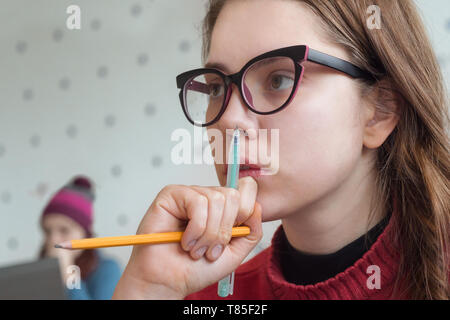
[362,79,402,149]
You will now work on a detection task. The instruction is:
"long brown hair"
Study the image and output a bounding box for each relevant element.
[202,0,450,299]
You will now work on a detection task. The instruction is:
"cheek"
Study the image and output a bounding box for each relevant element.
[289,92,361,178]
[257,82,364,217]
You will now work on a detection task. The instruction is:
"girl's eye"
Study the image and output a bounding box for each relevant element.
[209,83,224,98]
[268,73,294,91]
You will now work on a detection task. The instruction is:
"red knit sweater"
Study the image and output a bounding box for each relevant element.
[185,207,409,300]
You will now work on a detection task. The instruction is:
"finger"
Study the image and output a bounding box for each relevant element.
[233,201,263,244]
[216,202,263,270]
[210,176,257,228]
[142,185,208,243]
[189,186,226,260]
[205,187,240,261]
[180,190,209,252]
[235,176,258,226]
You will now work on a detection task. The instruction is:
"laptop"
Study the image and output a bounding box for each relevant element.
[0,258,67,300]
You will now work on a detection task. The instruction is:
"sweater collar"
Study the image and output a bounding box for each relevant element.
[265,198,401,299]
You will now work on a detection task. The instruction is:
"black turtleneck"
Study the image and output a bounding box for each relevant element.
[279,212,392,286]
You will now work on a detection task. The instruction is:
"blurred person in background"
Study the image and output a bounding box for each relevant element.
[39,175,122,300]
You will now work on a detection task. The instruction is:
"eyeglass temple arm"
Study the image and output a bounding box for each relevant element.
[307,48,373,80]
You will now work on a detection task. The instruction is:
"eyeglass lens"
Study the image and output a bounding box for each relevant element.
[184,56,297,125]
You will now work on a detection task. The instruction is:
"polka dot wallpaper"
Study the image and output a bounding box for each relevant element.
[0,0,280,269]
[0,0,449,270]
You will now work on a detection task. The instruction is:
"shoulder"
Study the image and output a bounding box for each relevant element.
[99,255,121,268]
[185,246,272,300]
[92,254,122,278]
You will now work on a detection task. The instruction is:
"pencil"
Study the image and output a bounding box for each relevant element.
[54,226,250,250]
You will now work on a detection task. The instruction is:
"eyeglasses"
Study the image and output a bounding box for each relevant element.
[176,45,374,127]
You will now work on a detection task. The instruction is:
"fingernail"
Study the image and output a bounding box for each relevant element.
[195,246,207,257]
[187,239,197,250]
[211,244,223,259]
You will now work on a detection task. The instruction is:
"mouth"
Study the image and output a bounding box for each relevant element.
[223,163,268,179]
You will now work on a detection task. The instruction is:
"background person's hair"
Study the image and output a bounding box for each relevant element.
[201,0,450,299]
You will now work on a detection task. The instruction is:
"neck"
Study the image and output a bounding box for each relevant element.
[282,156,385,255]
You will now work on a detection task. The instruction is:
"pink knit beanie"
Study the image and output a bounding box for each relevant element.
[41,176,95,236]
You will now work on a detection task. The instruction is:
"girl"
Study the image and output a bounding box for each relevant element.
[40,176,122,299]
[113,0,449,299]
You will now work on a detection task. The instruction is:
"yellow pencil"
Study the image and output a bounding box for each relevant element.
[55,226,251,250]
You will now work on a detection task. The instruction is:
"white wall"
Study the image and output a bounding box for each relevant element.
[0,0,282,269]
[0,0,448,270]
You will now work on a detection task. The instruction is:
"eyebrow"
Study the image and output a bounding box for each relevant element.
[204,61,231,74]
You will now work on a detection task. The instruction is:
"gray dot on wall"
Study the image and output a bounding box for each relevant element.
[0,145,5,157]
[36,182,49,197]
[66,124,77,138]
[23,88,33,101]
[105,114,116,127]
[137,53,148,66]
[144,103,156,116]
[53,29,63,42]
[179,40,191,53]
[97,66,108,78]
[131,4,142,17]
[16,41,27,54]
[151,155,163,168]
[117,214,128,227]
[111,165,122,177]
[1,191,11,204]
[91,19,101,31]
[7,237,18,251]
[59,77,71,90]
[30,135,41,148]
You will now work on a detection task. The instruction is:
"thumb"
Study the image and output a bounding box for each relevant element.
[226,202,263,265]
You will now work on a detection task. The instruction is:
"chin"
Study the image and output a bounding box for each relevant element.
[256,192,287,222]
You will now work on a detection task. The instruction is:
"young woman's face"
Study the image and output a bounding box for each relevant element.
[208,0,369,221]
[42,214,86,251]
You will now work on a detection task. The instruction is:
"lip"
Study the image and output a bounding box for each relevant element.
[239,167,263,179]
[223,161,269,179]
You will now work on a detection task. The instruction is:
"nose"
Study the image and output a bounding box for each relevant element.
[223,79,253,110]
[219,83,253,130]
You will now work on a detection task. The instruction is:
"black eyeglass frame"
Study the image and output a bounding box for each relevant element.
[176,45,374,127]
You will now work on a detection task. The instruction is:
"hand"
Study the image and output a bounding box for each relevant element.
[46,245,80,282]
[113,176,262,300]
